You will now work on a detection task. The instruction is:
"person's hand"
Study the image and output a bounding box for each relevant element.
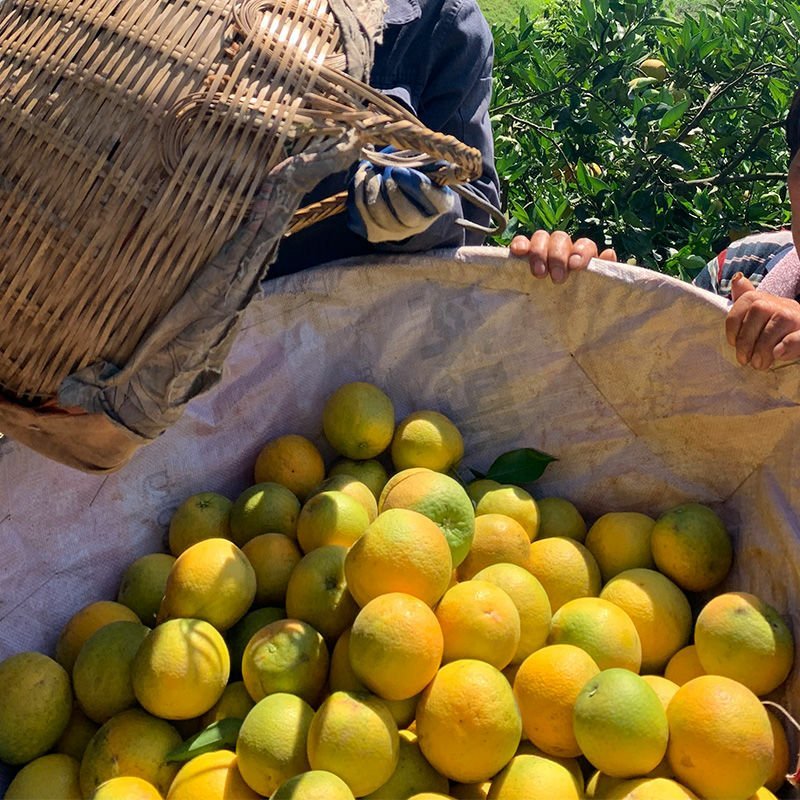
[726,272,800,369]
[347,159,456,244]
[510,230,617,284]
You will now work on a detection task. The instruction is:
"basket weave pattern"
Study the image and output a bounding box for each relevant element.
[0,0,481,403]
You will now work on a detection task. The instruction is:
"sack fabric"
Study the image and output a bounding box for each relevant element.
[0,248,798,779]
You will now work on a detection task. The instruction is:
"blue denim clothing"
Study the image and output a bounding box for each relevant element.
[268,0,499,278]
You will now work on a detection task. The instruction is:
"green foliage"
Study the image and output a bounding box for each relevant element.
[491,0,800,277]
[479,0,549,28]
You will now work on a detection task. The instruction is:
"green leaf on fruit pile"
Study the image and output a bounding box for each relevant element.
[166,718,242,762]
[484,448,557,485]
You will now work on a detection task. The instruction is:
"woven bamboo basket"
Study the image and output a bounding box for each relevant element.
[0,0,485,406]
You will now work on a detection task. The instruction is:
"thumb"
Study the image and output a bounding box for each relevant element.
[730,271,756,301]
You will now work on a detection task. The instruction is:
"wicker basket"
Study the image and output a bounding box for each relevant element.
[0,0,484,407]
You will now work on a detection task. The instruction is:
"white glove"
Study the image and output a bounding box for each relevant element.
[347,160,456,243]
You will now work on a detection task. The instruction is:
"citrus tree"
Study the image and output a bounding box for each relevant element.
[491,0,800,277]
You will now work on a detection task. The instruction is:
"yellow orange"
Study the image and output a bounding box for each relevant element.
[79,708,181,798]
[514,742,584,794]
[201,681,255,727]
[168,491,232,556]
[465,479,501,505]
[307,475,378,521]
[241,618,329,706]
[296,490,371,553]
[528,537,601,612]
[694,592,794,696]
[56,600,140,673]
[379,468,475,567]
[664,645,706,686]
[536,497,587,542]
[158,538,256,631]
[0,651,73,765]
[5,753,81,800]
[167,749,260,799]
[344,508,453,607]
[435,580,520,669]
[328,628,366,692]
[513,644,600,757]
[235,692,315,796]
[416,659,522,783]
[91,777,164,800]
[230,483,301,546]
[322,381,395,459]
[605,778,699,799]
[363,729,450,799]
[475,484,539,540]
[271,770,356,799]
[328,458,390,501]
[584,512,655,581]
[226,607,286,679]
[666,675,773,800]
[132,618,230,720]
[117,552,176,626]
[487,754,581,800]
[349,592,444,701]
[573,668,668,777]
[549,597,642,672]
[765,709,790,792]
[456,513,531,580]
[650,504,732,592]
[600,568,692,672]
[307,691,400,796]
[390,410,464,473]
[641,675,680,711]
[254,434,325,501]
[242,533,302,606]
[285,545,359,640]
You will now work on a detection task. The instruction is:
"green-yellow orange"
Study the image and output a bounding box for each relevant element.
[117,552,176,625]
[230,483,301,546]
[307,475,378,521]
[226,607,286,680]
[296,491,371,553]
[271,770,356,800]
[322,382,395,460]
[390,409,464,473]
[5,753,81,800]
[585,512,655,581]
[168,491,232,556]
[535,497,587,542]
[475,484,539,541]
[487,754,581,800]
[328,458,390,501]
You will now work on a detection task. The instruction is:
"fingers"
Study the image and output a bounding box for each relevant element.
[511,230,604,283]
[730,272,756,302]
[774,330,800,363]
[725,291,800,369]
[599,248,618,262]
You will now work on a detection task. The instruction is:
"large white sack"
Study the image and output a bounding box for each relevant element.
[1,246,798,726]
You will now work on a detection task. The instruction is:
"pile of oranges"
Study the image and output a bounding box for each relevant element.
[0,381,796,800]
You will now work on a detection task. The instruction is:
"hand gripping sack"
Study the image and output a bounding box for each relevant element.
[0,0,486,472]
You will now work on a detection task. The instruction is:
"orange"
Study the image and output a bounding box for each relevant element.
[55,705,99,762]
[254,434,325,501]
[90,777,164,800]
[296,490,371,553]
[599,568,692,672]
[242,533,302,606]
[513,644,600,757]
[271,770,356,799]
[378,467,430,507]
[226,607,286,679]
[473,562,551,663]
[465,478,501,505]
[307,691,399,796]
[349,592,443,700]
[584,512,655,581]
[650,504,732,592]
[242,618,329,706]
[390,410,464,473]
[664,645,705,686]
[363,729,450,799]
[307,475,378,521]
[379,468,475,567]
[328,628,366,693]
[4,753,81,800]
[694,592,794,696]
[435,580,520,669]
[55,600,140,673]
[667,675,773,800]
[158,537,256,631]
[230,483,301,546]
[328,458,390,501]
[487,754,581,800]
[573,668,668,777]
[322,381,396,459]
[168,491,232,556]
[765,709,790,792]
[528,537,601,612]
[535,497,587,542]
[451,781,491,799]
[416,659,522,783]
[0,651,73,765]
[117,552,176,626]
[79,708,181,798]
[514,742,584,794]
[548,597,642,672]
[605,778,699,799]
[132,618,230,719]
[235,692,314,796]
[201,681,255,727]
[456,513,531,580]
[641,675,680,710]
[167,749,260,799]
[344,508,453,607]
[474,484,539,541]
[285,545,359,641]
